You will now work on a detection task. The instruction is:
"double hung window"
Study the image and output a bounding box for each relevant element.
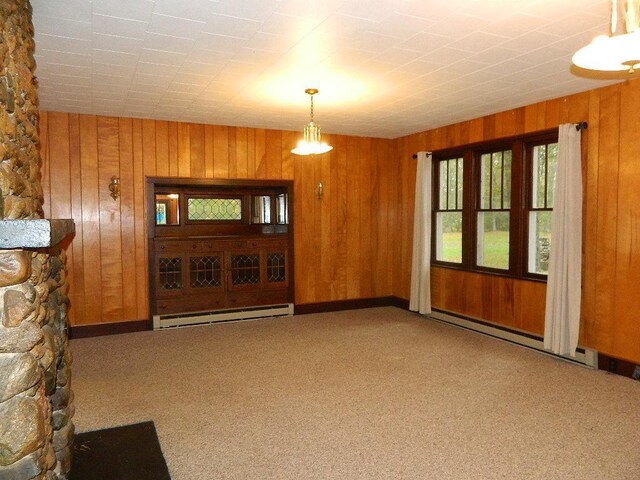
[432,131,558,280]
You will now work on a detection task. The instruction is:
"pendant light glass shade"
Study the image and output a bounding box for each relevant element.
[572,30,640,72]
[291,88,333,156]
[572,0,640,73]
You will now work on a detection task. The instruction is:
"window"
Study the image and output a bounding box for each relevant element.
[477,149,511,270]
[434,157,463,263]
[432,131,558,281]
[527,141,558,276]
[187,197,242,221]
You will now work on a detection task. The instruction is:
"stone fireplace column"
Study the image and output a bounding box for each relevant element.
[1,0,76,478]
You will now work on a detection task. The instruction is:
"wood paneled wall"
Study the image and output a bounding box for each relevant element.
[394,79,640,364]
[39,113,397,326]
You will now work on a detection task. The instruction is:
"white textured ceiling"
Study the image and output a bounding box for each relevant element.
[31,0,623,138]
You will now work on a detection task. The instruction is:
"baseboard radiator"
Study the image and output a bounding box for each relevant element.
[428,310,598,368]
[153,303,294,330]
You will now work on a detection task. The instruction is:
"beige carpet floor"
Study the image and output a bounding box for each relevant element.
[70,307,640,479]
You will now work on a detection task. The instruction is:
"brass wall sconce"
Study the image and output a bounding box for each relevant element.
[109,176,120,201]
[315,181,324,200]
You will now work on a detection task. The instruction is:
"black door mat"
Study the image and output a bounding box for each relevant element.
[70,421,171,480]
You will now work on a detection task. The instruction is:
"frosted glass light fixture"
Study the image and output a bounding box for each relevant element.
[572,0,640,73]
[291,88,333,156]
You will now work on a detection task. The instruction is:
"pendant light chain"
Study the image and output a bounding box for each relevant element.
[309,92,314,123]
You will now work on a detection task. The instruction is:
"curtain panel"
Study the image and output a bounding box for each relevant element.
[544,124,583,356]
[410,152,432,314]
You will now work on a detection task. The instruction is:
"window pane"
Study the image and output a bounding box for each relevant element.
[251,195,271,224]
[187,198,242,221]
[448,159,457,209]
[155,194,180,225]
[457,158,463,208]
[439,162,448,209]
[436,212,462,263]
[528,211,552,274]
[532,145,547,208]
[502,150,512,209]
[491,151,503,209]
[477,211,510,269]
[276,193,288,224]
[480,153,491,209]
[546,143,558,207]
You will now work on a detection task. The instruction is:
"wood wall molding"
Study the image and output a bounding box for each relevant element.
[295,296,409,315]
[69,319,152,339]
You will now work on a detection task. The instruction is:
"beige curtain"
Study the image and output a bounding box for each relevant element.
[410,152,432,314]
[544,124,583,356]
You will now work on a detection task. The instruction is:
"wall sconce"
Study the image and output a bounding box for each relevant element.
[315,182,324,200]
[109,176,120,201]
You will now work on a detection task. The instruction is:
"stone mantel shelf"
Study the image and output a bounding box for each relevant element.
[0,218,75,249]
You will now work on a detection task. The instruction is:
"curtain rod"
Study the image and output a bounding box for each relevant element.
[411,123,589,158]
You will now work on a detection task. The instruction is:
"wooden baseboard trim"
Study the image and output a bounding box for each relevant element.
[69,319,152,339]
[598,353,639,379]
[68,297,412,338]
[295,296,409,315]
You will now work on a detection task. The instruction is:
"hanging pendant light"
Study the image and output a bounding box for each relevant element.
[572,0,640,73]
[291,88,333,156]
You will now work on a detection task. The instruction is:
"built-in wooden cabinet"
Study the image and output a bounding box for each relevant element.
[147,179,293,317]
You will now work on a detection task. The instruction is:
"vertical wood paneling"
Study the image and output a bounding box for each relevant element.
[281,131,295,180]
[266,130,282,179]
[189,124,205,178]
[177,123,190,177]
[168,122,179,177]
[47,112,71,220]
[78,115,102,324]
[155,121,169,177]
[39,111,51,219]
[612,82,640,357]
[204,125,214,178]
[213,125,229,178]
[96,117,123,322]
[118,117,137,321]
[235,127,248,179]
[227,127,237,179]
[67,114,84,326]
[247,129,256,179]
[132,119,147,319]
[394,79,640,364]
[39,77,640,364]
[331,134,348,299]
[43,113,396,323]
[593,86,620,349]
[345,137,361,298]
[318,139,332,299]
[359,138,373,297]
[254,128,266,178]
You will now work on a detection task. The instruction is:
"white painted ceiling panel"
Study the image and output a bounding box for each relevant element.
[30,0,633,138]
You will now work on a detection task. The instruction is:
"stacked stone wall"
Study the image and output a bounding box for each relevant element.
[0,1,74,479]
[1,0,44,220]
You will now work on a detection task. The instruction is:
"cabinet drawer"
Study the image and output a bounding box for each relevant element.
[156,293,226,315]
[226,289,289,308]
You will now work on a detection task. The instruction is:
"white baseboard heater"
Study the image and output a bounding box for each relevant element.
[153,303,294,330]
[428,310,598,368]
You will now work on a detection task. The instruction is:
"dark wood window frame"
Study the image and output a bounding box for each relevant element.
[431,129,558,282]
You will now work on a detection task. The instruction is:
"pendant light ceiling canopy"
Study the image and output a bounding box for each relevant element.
[291,88,333,156]
[572,0,640,73]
